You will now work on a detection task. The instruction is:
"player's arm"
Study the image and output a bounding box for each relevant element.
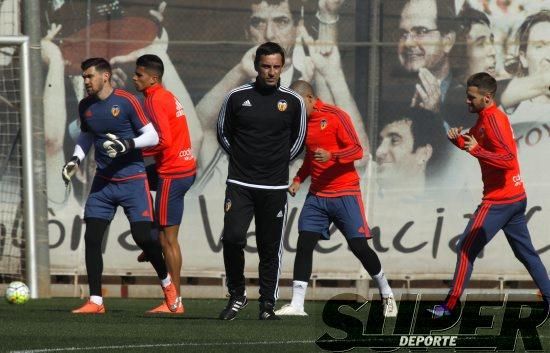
[217,92,234,154]
[466,116,516,170]
[103,95,159,158]
[143,95,173,156]
[330,110,363,164]
[62,111,93,185]
[289,95,307,161]
[289,152,312,197]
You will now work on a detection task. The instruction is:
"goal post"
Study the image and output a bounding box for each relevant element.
[0,35,46,298]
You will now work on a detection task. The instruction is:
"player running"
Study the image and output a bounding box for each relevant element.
[133,54,196,314]
[429,72,550,318]
[275,80,398,318]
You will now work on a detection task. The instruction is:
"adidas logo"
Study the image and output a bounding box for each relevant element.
[242,99,252,107]
[276,210,283,218]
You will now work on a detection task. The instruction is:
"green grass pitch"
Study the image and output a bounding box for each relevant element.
[0,298,548,352]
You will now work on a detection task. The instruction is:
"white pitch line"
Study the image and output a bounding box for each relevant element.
[10,340,316,353]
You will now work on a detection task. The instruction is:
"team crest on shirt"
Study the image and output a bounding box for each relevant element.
[111,105,120,118]
[320,119,328,130]
[277,99,288,112]
[85,110,92,118]
[224,198,232,213]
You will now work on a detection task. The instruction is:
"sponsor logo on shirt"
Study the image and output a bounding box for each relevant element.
[276,210,283,218]
[320,119,328,130]
[512,174,523,187]
[178,148,194,161]
[277,99,288,112]
[242,99,252,107]
[175,98,185,118]
[111,105,120,118]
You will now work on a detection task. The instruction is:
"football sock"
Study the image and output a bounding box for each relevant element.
[290,280,308,309]
[90,295,103,305]
[347,237,382,277]
[84,218,110,297]
[293,232,323,282]
[161,274,172,288]
[373,270,393,298]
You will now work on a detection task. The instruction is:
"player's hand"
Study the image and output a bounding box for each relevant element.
[314,148,332,162]
[102,133,135,158]
[447,126,463,140]
[62,156,80,185]
[288,181,301,197]
[463,134,478,152]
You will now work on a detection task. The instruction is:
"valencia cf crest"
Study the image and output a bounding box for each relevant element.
[320,119,328,130]
[224,198,232,213]
[277,99,288,112]
[111,105,120,118]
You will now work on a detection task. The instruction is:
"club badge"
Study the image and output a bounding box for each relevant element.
[277,99,288,112]
[224,198,232,213]
[320,119,328,130]
[111,105,120,118]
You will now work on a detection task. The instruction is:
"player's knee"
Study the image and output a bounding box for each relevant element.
[84,218,109,248]
[130,221,154,246]
[221,229,246,247]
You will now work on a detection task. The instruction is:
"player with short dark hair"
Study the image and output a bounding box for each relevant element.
[275,80,398,317]
[217,42,306,320]
[63,57,177,314]
[428,72,550,318]
[132,54,196,314]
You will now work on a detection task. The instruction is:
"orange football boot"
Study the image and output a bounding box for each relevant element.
[72,300,105,314]
[146,298,184,314]
[162,282,179,312]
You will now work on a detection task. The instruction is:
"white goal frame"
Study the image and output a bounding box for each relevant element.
[0,35,36,298]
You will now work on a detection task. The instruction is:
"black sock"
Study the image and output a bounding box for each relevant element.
[293,231,323,282]
[84,218,110,296]
[347,237,382,276]
[131,221,168,281]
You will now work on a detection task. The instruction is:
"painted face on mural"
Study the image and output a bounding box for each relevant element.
[376,119,429,183]
[398,0,449,73]
[248,1,297,55]
[520,21,550,79]
[466,23,497,77]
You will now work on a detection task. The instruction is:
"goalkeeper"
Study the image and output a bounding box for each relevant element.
[62,57,178,314]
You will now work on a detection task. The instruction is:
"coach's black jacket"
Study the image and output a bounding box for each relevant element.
[217,81,306,189]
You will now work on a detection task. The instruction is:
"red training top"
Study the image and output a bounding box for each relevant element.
[142,84,196,178]
[450,103,525,204]
[294,99,363,197]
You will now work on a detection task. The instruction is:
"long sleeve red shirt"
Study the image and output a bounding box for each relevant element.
[294,99,363,197]
[142,84,196,178]
[450,103,525,204]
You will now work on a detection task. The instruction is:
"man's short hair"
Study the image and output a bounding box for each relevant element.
[466,72,497,96]
[81,57,112,76]
[136,54,164,78]
[254,42,286,70]
[248,0,301,23]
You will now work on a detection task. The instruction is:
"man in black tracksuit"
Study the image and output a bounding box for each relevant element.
[217,42,307,320]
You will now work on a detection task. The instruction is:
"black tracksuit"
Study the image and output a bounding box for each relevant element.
[217,81,306,304]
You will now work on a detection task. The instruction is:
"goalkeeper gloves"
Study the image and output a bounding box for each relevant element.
[62,156,80,185]
[102,133,135,158]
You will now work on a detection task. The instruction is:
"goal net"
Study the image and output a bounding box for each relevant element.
[0,43,25,283]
